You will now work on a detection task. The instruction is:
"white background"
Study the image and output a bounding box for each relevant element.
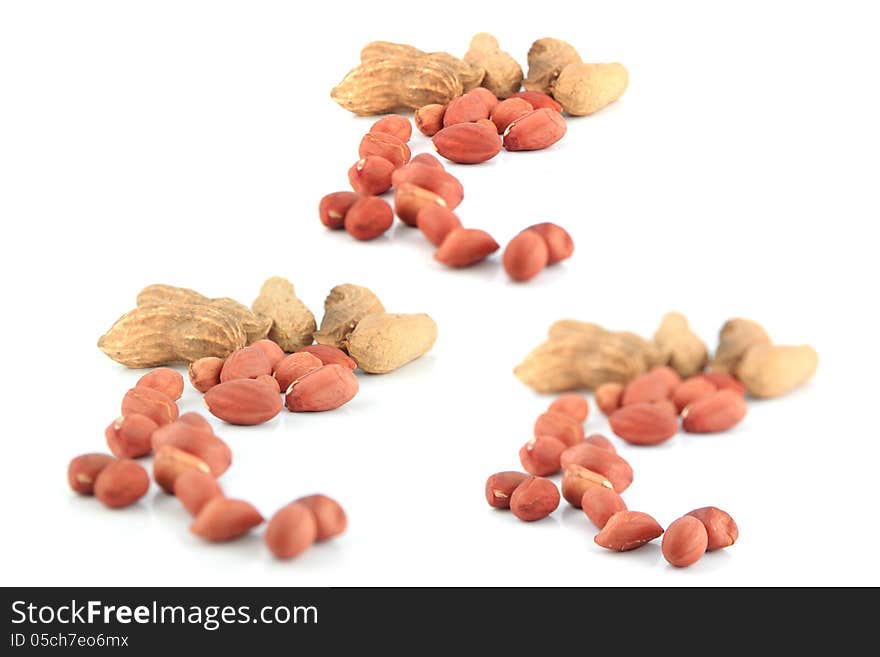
[1,0,878,586]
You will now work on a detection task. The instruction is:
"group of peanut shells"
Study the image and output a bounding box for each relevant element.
[515,313,819,400]
[485,393,738,567]
[99,280,437,375]
[332,36,628,118]
[320,112,574,282]
[67,368,346,560]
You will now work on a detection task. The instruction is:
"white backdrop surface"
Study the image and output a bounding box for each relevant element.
[1,0,878,586]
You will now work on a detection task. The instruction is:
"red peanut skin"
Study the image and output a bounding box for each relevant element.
[411,153,444,169]
[296,345,357,370]
[274,352,323,392]
[443,92,490,126]
[503,108,567,151]
[345,196,394,241]
[650,366,682,390]
[319,192,360,229]
[662,516,709,567]
[416,206,462,246]
[432,123,501,164]
[394,183,447,227]
[435,229,499,267]
[560,443,633,492]
[121,387,179,427]
[490,97,534,133]
[391,162,464,208]
[582,486,627,528]
[68,453,115,494]
[526,223,574,264]
[519,435,567,476]
[584,433,616,453]
[509,477,560,522]
[250,339,285,369]
[188,356,224,393]
[468,87,499,113]
[220,346,273,383]
[595,511,664,551]
[191,498,263,542]
[150,421,231,476]
[174,469,223,516]
[105,413,158,459]
[94,460,150,509]
[534,411,584,447]
[503,230,548,282]
[548,394,590,423]
[700,372,747,396]
[204,378,283,426]
[609,402,679,446]
[672,376,718,413]
[358,132,410,169]
[509,91,563,112]
[369,115,412,142]
[296,494,347,541]
[485,471,530,509]
[265,502,318,559]
[415,104,446,137]
[348,156,395,196]
[285,364,359,412]
[595,382,624,416]
[687,506,739,550]
[136,368,184,401]
[622,371,673,406]
[682,389,747,433]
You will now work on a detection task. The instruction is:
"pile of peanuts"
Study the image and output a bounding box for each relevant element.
[485,387,739,568]
[67,357,349,561]
[190,340,359,424]
[598,366,748,445]
[319,88,574,283]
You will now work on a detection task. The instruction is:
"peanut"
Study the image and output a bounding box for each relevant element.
[435,228,499,267]
[191,498,263,542]
[519,435,567,476]
[344,313,438,374]
[135,368,184,401]
[490,97,533,133]
[394,183,447,226]
[297,344,358,370]
[358,132,411,169]
[509,91,563,113]
[548,393,589,423]
[121,386,179,427]
[151,419,231,476]
[581,486,627,528]
[560,443,633,493]
[687,506,739,550]
[251,277,316,353]
[533,411,585,447]
[250,339,285,369]
[503,108,567,151]
[735,344,818,398]
[503,230,548,282]
[468,87,499,113]
[285,364,359,412]
[313,284,385,350]
[153,445,211,493]
[345,196,394,241]
[463,33,523,98]
[443,91,490,126]
[265,502,318,559]
[681,389,747,433]
[369,115,412,142]
[391,162,464,208]
[188,356,224,393]
[621,370,674,406]
[219,346,273,383]
[561,464,612,508]
[432,122,501,164]
[671,376,717,413]
[525,223,574,264]
[68,453,114,495]
[700,371,746,396]
[174,469,223,516]
[416,206,462,246]
[662,516,709,567]
[256,374,281,393]
[319,191,361,229]
[709,318,771,374]
[485,471,529,509]
[348,156,395,196]
[296,494,347,541]
[415,104,446,136]
[584,433,616,453]
[552,62,629,116]
[94,460,150,509]
[523,38,582,95]
[105,414,158,459]
[595,382,624,415]
[509,476,560,522]
[609,402,679,446]
[653,312,708,378]
[204,378,283,425]
[594,511,664,551]
[273,351,323,392]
